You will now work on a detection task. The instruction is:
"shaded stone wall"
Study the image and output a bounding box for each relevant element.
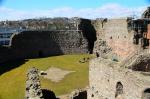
[0,18,98,63]
[0,46,15,63]
[11,30,89,58]
[79,19,97,53]
[0,30,89,63]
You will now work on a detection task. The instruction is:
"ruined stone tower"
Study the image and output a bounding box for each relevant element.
[88,7,150,99]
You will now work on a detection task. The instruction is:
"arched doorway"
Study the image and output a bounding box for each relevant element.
[115,82,123,98]
[142,88,150,99]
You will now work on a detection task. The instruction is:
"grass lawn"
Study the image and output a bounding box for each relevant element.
[0,54,92,99]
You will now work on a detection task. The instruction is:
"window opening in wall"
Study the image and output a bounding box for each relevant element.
[96,52,99,57]
[142,88,150,99]
[115,82,123,98]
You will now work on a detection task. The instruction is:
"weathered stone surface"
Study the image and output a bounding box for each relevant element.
[0,30,89,63]
[88,57,150,99]
[25,67,43,99]
[12,30,89,57]
[93,39,112,58]
[93,18,136,61]
[88,9,150,99]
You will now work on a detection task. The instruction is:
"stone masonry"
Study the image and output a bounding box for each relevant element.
[0,18,97,63]
[25,67,43,99]
[88,7,150,99]
[88,56,150,99]
[93,18,137,61]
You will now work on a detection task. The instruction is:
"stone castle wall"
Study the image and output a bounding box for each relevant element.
[0,30,89,63]
[0,18,97,63]
[88,11,150,98]
[88,57,150,99]
[87,18,148,99]
[12,30,89,58]
[93,18,137,61]
[0,46,15,63]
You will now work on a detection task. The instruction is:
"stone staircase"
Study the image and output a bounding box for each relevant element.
[120,50,140,68]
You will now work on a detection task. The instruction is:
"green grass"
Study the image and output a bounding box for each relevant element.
[0,54,92,99]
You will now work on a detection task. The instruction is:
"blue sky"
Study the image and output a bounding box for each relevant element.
[0,0,149,20]
[2,0,149,10]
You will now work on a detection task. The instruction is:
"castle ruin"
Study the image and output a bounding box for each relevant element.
[1,6,150,99]
[88,7,150,99]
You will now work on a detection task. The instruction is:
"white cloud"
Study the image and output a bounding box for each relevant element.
[0,3,148,20]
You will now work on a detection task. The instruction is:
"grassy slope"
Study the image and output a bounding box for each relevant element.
[0,54,92,99]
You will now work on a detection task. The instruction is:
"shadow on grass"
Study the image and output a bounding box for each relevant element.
[0,59,28,75]
[42,89,59,99]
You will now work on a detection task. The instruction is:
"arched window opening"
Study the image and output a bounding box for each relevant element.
[115,82,123,98]
[142,88,150,99]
